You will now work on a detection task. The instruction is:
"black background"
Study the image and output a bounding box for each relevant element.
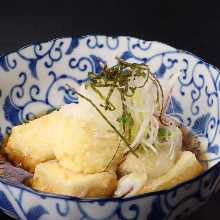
[0,1,220,219]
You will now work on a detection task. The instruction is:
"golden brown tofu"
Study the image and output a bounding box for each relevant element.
[139,151,204,193]
[53,113,125,174]
[30,160,117,197]
[5,111,61,172]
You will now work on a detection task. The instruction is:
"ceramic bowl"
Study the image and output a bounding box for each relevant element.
[0,35,220,220]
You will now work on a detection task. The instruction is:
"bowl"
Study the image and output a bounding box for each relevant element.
[0,35,220,220]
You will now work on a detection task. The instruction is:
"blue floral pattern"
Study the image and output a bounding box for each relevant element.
[0,35,220,219]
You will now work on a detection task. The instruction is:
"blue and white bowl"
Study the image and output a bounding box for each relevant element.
[0,35,220,220]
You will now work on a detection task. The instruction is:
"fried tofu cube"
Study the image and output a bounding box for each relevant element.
[139,151,204,193]
[30,160,117,197]
[53,109,124,174]
[5,111,61,172]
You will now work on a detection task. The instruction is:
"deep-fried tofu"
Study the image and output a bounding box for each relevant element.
[5,111,61,172]
[139,151,204,193]
[30,160,117,197]
[54,107,124,174]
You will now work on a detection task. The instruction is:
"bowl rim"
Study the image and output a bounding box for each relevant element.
[0,34,220,202]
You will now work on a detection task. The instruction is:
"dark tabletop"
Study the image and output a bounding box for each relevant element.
[0,1,220,219]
